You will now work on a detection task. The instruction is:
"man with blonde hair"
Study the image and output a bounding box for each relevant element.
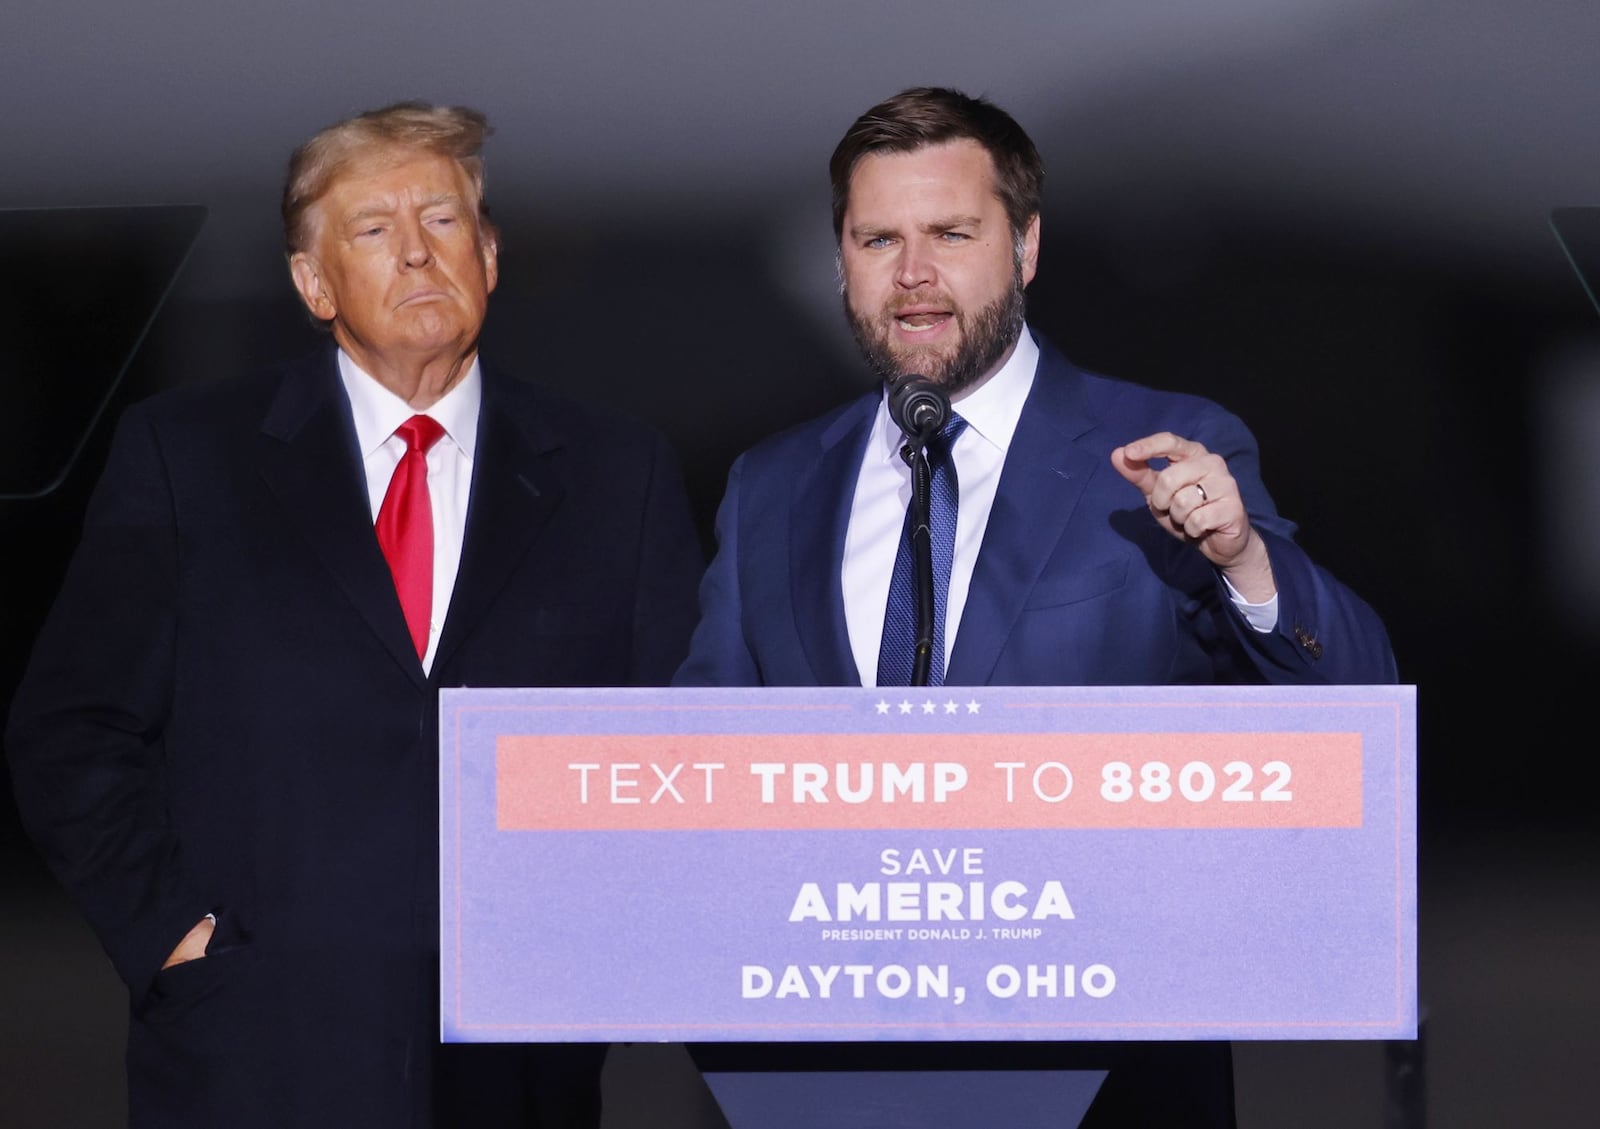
[8,101,703,1128]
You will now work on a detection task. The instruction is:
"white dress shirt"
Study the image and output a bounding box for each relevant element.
[338,350,480,674]
[842,327,1275,687]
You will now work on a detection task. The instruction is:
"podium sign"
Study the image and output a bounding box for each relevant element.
[440,685,1415,1043]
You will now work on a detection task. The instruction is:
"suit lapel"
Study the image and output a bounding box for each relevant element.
[256,350,425,686]
[948,342,1103,685]
[791,393,877,686]
[431,369,562,673]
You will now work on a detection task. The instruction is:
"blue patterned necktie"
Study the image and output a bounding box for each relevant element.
[876,413,969,687]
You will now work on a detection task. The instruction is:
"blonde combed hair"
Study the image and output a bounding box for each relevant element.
[282,101,493,255]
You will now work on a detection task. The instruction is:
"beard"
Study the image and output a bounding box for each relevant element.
[844,264,1027,398]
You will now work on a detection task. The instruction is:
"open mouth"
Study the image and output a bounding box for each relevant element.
[893,308,953,334]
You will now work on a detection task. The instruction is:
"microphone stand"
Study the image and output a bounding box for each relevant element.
[886,373,950,688]
[901,433,936,687]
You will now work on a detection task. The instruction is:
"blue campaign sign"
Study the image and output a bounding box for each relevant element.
[440,684,1416,1043]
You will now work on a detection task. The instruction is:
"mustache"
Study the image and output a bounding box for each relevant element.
[884,291,955,316]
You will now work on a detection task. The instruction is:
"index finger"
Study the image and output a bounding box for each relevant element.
[1120,432,1207,464]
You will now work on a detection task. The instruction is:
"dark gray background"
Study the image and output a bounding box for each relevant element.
[2,1,1597,1125]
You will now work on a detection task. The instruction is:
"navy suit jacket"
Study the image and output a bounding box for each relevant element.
[6,347,704,1128]
[675,337,1396,1127]
[677,336,1395,690]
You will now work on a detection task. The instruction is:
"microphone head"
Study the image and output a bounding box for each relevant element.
[887,374,950,442]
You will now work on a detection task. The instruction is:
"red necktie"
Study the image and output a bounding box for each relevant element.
[375,415,446,659]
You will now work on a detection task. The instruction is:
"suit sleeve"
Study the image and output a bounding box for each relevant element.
[5,404,213,1000]
[1192,403,1398,685]
[626,430,708,685]
[1224,527,1399,684]
[672,455,761,687]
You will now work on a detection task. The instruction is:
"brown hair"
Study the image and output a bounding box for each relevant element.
[829,87,1043,242]
[282,101,493,255]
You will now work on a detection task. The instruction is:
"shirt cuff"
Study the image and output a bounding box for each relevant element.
[1222,574,1279,633]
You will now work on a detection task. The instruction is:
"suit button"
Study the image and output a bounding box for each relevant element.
[1293,625,1323,660]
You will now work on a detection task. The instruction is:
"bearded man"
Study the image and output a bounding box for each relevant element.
[674,86,1396,1127]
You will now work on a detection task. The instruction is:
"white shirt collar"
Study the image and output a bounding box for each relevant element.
[874,325,1040,462]
[338,349,482,458]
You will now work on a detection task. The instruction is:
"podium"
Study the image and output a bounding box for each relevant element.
[440,685,1415,1127]
[698,1069,1102,1129]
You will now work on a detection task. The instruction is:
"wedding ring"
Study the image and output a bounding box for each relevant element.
[1190,483,1208,504]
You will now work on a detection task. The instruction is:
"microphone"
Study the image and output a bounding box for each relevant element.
[887,375,950,444]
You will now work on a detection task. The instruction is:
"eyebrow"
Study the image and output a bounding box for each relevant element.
[848,214,986,240]
[921,214,984,233]
[341,193,464,227]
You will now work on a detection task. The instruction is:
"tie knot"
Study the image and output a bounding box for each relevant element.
[395,414,446,454]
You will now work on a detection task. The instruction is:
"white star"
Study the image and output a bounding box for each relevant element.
[899,700,914,714]
[966,699,982,714]
[875,699,891,715]
[944,700,959,714]
[922,699,937,714]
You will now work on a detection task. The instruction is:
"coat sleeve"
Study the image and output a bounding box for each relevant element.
[672,455,762,687]
[1189,401,1398,685]
[1219,527,1400,684]
[5,404,214,1001]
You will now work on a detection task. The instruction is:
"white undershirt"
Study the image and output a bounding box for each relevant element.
[338,350,479,674]
[841,327,1276,687]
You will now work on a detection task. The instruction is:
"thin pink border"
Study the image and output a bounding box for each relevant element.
[445,693,1415,1038]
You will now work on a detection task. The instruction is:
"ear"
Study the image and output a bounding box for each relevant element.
[289,252,337,322]
[480,229,500,295]
[1019,213,1041,288]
